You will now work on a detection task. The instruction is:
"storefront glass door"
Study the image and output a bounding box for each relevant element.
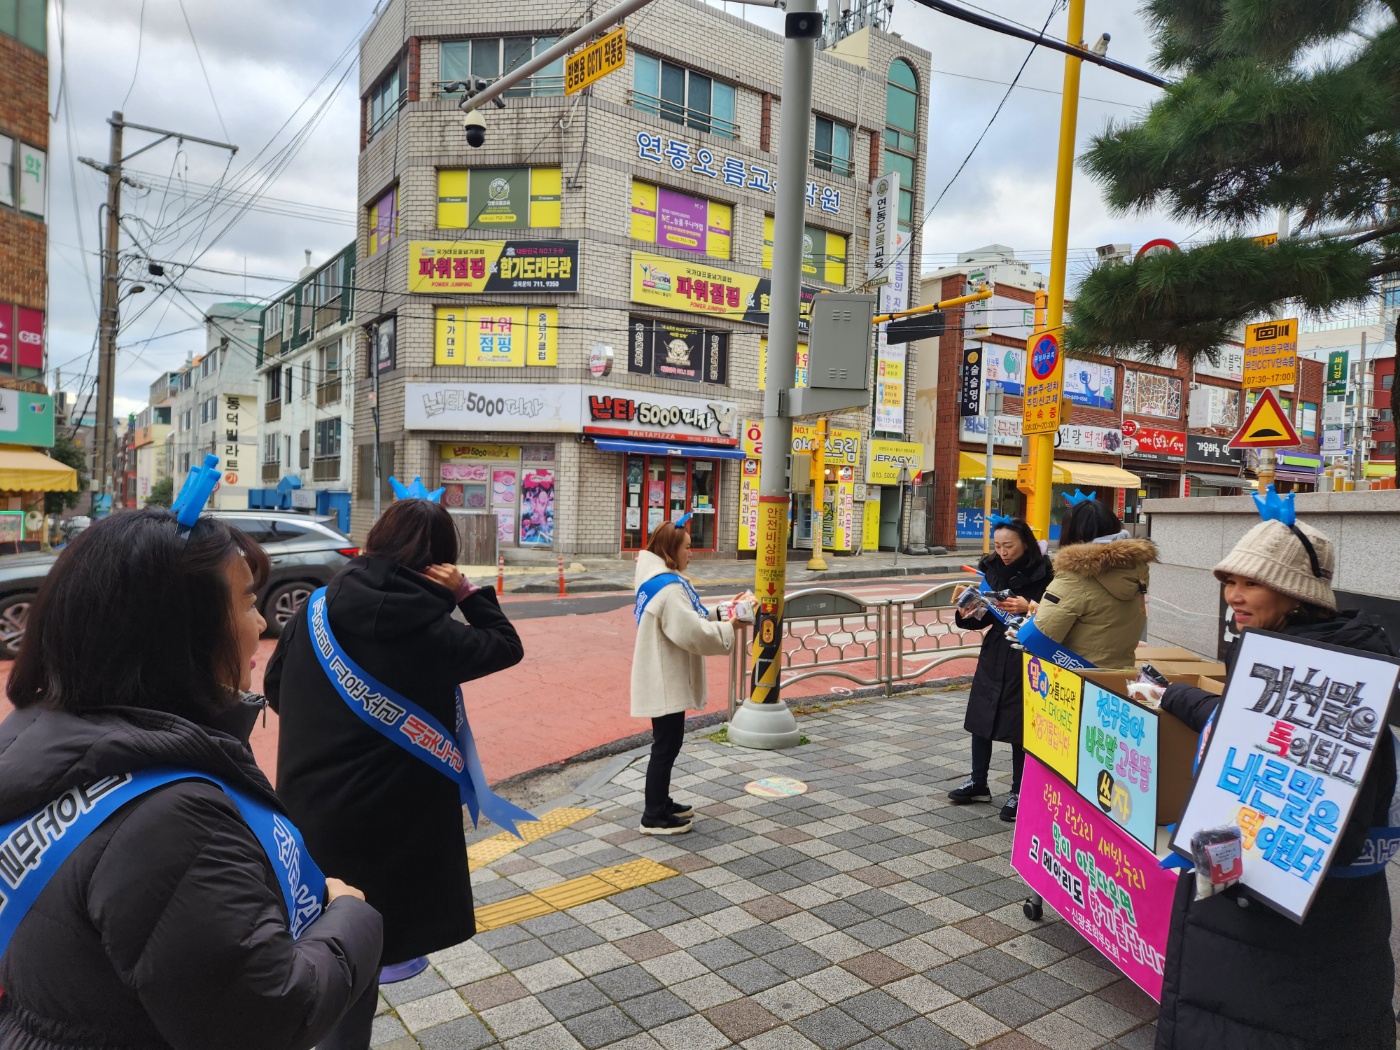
[620,455,719,552]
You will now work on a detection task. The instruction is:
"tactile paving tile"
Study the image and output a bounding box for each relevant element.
[466,806,598,871]
[474,858,679,932]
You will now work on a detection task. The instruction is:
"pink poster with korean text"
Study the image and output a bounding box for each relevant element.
[1013,754,1177,1001]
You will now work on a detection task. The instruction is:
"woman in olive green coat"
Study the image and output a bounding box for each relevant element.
[1033,498,1156,670]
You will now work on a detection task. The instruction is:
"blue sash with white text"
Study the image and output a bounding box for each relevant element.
[1014,618,1096,672]
[306,589,537,838]
[634,573,708,625]
[0,767,325,956]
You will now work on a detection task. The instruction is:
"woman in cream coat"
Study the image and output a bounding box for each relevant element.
[631,519,752,834]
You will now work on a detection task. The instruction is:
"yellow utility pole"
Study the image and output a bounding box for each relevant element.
[1026,0,1086,541]
[807,417,828,571]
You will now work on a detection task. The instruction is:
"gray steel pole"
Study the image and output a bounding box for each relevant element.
[95,112,123,503]
[727,0,819,751]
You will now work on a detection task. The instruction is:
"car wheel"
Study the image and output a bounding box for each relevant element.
[0,593,34,660]
[263,582,314,638]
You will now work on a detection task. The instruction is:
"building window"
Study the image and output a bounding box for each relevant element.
[630,180,732,260]
[15,142,43,218]
[1378,441,1397,456]
[632,53,737,140]
[1384,373,1395,391]
[440,37,564,97]
[1380,407,1394,423]
[265,300,285,343]
[315,418,343,459]
[181,452,191,473]
[302,361,312,399]
[0,0,46,54]
[263,433,279,464]
[884,59,919,233]
[266,369,282,402]
[284,365,294,403]
[813,116,853,177]
[367,63,403,140]
[182,408,192,431]
[762,217,846,284]
[437,167,562,229]
[320,339,341,378]
[367,187,397,256]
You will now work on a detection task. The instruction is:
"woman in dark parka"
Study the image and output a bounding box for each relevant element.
[266,497,523,1048]
[0,509,382,1050]
[949,517,1054,821]
[1153,515,1397,1050]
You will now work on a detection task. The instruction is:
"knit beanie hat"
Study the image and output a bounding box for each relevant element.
[1213,519,1337,612]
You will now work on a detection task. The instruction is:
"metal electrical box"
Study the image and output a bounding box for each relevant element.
[785,292,877,417]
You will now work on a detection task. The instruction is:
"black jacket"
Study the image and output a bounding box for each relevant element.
[954,549,1054,742]
[266,556,523,964]
[1154,611,1398,1050]
[0,700,383,1050]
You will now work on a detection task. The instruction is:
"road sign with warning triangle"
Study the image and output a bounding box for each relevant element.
[1228,388,1301,449]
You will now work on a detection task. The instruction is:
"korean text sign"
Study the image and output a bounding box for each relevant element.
[1022,332,1064,436]
[1023,655,1082,784]
[1014,755,1175,1000]
[409,241,579,293]
[1172,630,1400,922]
[1077,683,1159,849]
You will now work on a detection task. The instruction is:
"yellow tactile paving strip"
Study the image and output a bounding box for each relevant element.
[474,858,680,932]
[466,806,597,872]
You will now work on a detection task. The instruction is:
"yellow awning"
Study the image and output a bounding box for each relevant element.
[958,452,1070,483]
[0,449,79,493]
[1365,462,1394,478]
[1053,460,1142,489]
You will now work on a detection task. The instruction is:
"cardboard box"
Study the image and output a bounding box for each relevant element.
[1078,670,1221,825]
[1135,645,1207,663]
[1152,660,1229,679]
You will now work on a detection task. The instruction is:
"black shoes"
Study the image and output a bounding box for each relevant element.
[639,814,693,835]
[947,778,992,804]
[1000,792,1019,822]
[669,800,695,819]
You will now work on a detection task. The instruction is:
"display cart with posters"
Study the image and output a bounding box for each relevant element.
[1010,650,1226,1001]
[1011,632,1400,1001]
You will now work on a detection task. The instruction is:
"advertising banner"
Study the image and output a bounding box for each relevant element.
[875,232,909,432]
[1187,434,1243,466]
[1326,351,1349,397]
[1123,371,1183,420]
[628,317,728,384]
[435,306,558,367]
[1064,360,1117,410]
[1172,630,1400,921]
[409,240,579,293]
[984,342,1025,395]
[866,171,899,281]
[1121,422,1186,461]
[959,345,982,417]
[630,251,817,331]
[1014,755,1175,1001]
[404,382,583,432]
[866,439,922,485]
[584,386,739,446]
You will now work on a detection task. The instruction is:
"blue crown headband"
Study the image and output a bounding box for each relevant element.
[389,476,445,503]
[1253,484,1329,580]
[989,513,1015,528]
[1063,488,1097,507]
[170,454,222,535]
[673,511,694,528]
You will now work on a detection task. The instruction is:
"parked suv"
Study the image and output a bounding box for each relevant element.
[0,511,358,659]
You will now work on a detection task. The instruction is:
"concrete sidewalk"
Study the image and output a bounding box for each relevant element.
[468,549,974,595]
[366,688,1162,1050]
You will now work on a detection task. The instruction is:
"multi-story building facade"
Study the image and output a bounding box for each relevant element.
[0,2,70,521]
[168,303,260,510]
[352,0,930,555]
[254,245,357,531]
[131,370,174,506]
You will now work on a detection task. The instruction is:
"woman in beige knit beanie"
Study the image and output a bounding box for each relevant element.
[1153,512,1399,1050]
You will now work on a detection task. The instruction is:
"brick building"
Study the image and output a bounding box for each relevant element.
[351,0,930,556]
[0,2,72,520]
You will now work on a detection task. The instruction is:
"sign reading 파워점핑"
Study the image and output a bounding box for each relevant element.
[409,241,580,293]
[1076,683,1159,849]
[1014,755,1175,1001]
[1242,318,1298,390]
[1172,629,1400,922]
[1023,654,1082,784]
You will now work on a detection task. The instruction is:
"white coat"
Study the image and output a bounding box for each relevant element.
[630,550,735,718]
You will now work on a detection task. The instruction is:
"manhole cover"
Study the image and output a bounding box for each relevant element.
[745,776,809,798]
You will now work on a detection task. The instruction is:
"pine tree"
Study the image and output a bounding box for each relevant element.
[1067,0,1400,375]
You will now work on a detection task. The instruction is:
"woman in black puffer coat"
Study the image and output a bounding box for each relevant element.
[1154,516,1397,1050]
[949,517,1054,822]
[0,509,382,1050]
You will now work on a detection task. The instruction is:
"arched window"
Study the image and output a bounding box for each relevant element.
[884,59,918,234]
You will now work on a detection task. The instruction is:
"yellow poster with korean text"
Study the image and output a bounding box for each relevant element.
[435,306,558,367]
[1023,655,1082,783]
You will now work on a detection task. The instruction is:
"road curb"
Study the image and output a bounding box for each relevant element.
[509,562,967,595]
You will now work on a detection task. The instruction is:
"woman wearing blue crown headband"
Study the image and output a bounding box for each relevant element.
[1149,490,1398,1050]
[949,516,1054,821]
[266,481,525,1048]
[0,508,383,1049]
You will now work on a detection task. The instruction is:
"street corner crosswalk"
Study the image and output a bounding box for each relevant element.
[371,688,1165,1049]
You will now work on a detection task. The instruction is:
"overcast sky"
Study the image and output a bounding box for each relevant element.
[46,0,1217,418]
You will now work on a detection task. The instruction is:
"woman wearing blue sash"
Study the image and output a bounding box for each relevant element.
[266,492,524,1047]
[631,519,751,834]
[1150,499,1397,1050]
[0,509,383,1050]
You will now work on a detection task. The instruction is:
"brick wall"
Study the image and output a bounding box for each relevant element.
[0,32,47,318]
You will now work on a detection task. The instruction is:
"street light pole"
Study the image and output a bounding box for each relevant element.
[1026,0,1085,541]
[727,0,821,751]
[95,112,124,507]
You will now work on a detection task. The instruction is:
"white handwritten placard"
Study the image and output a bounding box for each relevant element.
[1172,629,1400,922]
